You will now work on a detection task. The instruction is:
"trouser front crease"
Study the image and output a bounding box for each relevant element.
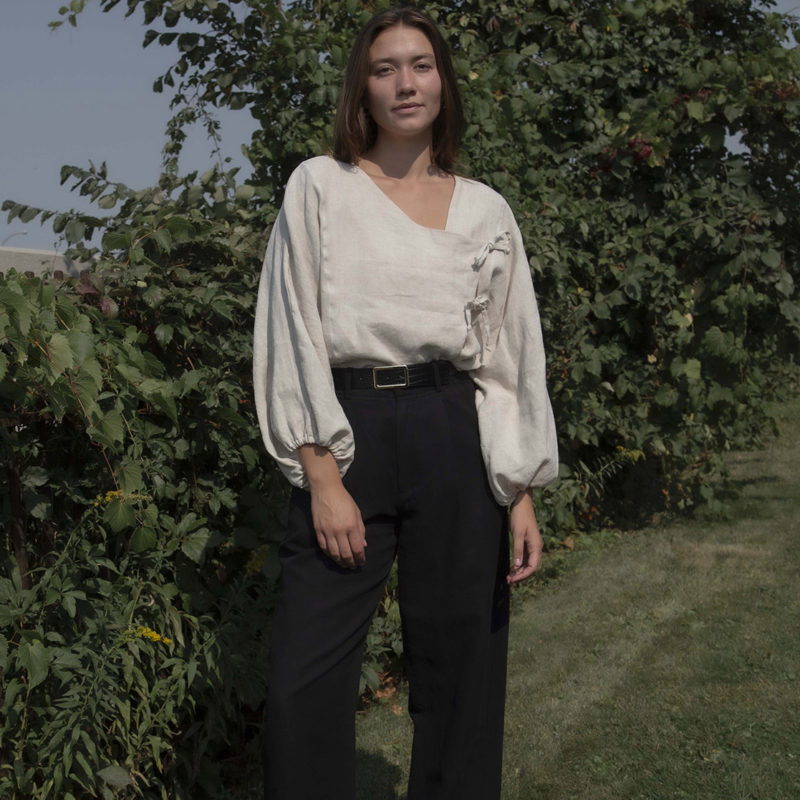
[263,375,510,800]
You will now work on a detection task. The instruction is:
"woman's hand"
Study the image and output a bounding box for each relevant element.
[507,490,543,584]
[299,444,366,569]
[309,481,366,569]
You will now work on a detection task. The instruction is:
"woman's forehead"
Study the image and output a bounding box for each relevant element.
[369,25,434,60]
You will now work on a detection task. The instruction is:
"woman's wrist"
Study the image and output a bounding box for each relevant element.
[510,488,532,509]
[298,444,343,490]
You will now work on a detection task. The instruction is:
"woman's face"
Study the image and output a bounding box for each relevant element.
[364,25,442,144]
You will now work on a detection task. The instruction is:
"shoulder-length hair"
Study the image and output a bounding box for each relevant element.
[332,6,464,172]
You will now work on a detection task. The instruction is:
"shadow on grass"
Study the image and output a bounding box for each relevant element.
[356,749,404,799]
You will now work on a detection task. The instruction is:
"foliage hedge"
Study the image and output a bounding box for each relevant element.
[2,0,799,796]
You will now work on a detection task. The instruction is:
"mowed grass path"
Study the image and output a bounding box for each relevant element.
[355,402,800,799]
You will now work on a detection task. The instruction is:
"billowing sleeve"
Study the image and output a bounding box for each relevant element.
[252,162,354,487]
[470,202,559,506]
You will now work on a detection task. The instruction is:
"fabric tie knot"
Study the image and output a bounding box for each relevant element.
[464,296,490,327]
[472,232,511,271]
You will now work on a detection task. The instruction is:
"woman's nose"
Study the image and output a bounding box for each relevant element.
[396,67,415,94]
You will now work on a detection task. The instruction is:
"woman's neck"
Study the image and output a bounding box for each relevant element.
[360,134,440,181]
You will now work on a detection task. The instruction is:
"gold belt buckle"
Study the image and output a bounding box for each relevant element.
[372,365,409,389]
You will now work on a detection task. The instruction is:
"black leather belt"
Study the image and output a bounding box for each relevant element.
[331,361,457,390]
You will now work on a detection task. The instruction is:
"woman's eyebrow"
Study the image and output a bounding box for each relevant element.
[369,52,435,68]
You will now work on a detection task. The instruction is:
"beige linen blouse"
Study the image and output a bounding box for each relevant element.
[253,156,558,505]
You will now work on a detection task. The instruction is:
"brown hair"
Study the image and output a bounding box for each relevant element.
[332,6,464,172]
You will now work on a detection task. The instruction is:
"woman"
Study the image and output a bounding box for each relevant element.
[253,6,558,799]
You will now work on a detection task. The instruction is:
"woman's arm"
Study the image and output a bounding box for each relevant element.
[467,203,556,582]
[507,490,543,584]
[298,444,366,569]
[469,204,558,506]
[253,160,355,488]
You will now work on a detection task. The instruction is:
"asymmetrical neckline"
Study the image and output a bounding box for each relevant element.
[352,162,462,233]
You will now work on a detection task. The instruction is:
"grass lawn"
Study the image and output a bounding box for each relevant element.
[354,401,800,799]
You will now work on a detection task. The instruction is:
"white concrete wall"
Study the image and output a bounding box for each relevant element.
[0,247,92,278]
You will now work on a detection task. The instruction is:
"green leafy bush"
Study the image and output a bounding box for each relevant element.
[2,0,800,796]
[1,185,284,796]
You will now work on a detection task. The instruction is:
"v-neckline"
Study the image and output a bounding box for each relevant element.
[353,163,460,233]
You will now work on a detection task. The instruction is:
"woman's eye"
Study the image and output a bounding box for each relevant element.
[416,62,432,71]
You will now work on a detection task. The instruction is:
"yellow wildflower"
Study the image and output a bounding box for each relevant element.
[124,624,172,646]
[616,445,645,463]
[245,544,270,576]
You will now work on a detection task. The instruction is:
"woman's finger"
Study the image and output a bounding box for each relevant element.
[507,555,536,584]
[526,534,542,572]
[333,531,357,569]
[321,530,340,562]
[512,528,526,571]
[347,530,366,566]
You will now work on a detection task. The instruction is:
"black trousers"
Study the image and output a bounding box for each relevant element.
[263,371,510,800]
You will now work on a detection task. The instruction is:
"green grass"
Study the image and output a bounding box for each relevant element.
[354,401,800,799]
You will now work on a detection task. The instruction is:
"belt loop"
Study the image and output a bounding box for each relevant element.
[345,368,353,394]
[433,361,442,392]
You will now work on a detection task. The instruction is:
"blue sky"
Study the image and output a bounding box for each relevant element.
[1,1,798,251]
[0,2,257,250]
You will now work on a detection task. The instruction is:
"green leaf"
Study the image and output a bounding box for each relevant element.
[708,383,734,406]
[152,228,173,252]
[65,219,86,244]
[362,663,380,691]
[62,592,77,618]
[130,526,157,553]
[164,216,193,240]
[18,639,51,689]
[234,184,255,201]
[66,328,95,366]
[103,499,136,533]
[0,633,7,670]
[20,205,40,224]
[72,368,102,413]
[655,385,679,406]
[0,286,32,334]
[102,231,131,251]
[48,332,75,372]
[761,249,781,268]
[99,410,125,444]
[39,280,56,308]
[181,528,212,563]
[118,463,143,493]
[776,271,794,298]
[684,359,702,382]
[21,467,49,488]
[155,324,174,346]
[75,750,94,781]
[686,100,704,120]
